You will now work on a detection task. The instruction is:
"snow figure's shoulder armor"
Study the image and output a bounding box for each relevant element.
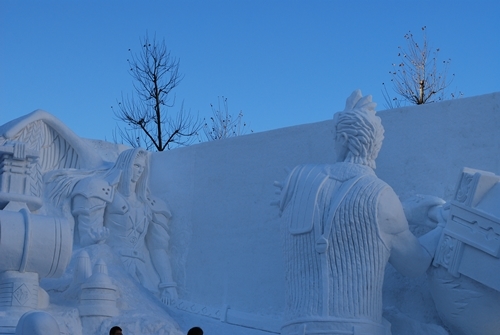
[72,176,114,203]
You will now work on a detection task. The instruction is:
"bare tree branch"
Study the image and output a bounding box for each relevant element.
[113,33,201,151]
[202,96,252,141]
[382,26,462,109]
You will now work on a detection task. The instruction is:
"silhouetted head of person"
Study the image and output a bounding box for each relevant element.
[109,326,123,335]
[187,326,203,335]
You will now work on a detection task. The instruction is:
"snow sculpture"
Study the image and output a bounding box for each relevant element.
[0,110,107,173]
[79,259,119,335]
[68,148,178,304]
[277,90,445,335]
[0,111,181,335]
[15,311,60,335]
[430,167,500,335]
[0,140,73,333]
[0,142,42,211]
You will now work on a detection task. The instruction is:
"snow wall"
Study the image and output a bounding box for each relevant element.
[149,92,500,331]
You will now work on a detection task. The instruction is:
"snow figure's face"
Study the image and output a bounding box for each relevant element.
[131,155,146,183]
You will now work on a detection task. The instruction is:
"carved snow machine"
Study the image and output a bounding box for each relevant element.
[433,167,500,292]
[0,142,72,334]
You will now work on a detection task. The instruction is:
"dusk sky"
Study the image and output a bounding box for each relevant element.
[1,1,499,144]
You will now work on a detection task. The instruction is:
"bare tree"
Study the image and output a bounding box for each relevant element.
[202,96,251,141]
[382,26,460,108]
[113,34,201,151]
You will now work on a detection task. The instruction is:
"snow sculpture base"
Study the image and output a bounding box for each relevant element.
[0,272,40,310]
[0,272,40,335]
[281,318,390,335]
[39,243,182,335]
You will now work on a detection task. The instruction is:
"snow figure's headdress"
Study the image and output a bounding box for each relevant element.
[333,90,384,169]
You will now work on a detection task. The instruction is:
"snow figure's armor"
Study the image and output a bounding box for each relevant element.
[107,189,172,290]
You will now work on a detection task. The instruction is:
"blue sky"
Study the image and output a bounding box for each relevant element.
[1,1,499,143]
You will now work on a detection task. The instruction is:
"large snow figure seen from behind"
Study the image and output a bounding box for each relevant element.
[278,90,444,335]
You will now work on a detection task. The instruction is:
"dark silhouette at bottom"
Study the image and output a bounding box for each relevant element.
[187,326,203,335]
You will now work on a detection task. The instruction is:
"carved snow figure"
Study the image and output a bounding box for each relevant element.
[277,90,445,335]
[0,111,181,335]
[70,148,178,304]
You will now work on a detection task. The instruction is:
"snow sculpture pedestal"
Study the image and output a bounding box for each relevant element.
[0,272,40,335]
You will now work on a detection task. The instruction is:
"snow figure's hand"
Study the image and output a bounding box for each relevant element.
[402,194,446,228]
[271,167,292,210]
[270,180,284,208]
[161,287,178,305]
[429,201,450,228]
[89,226,110,243]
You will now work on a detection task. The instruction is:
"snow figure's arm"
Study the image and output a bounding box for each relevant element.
[146,195,177,305]
[402,194,448,257]
[402,194,447,228]
[71,177,113,247]
[378,187,444,277]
